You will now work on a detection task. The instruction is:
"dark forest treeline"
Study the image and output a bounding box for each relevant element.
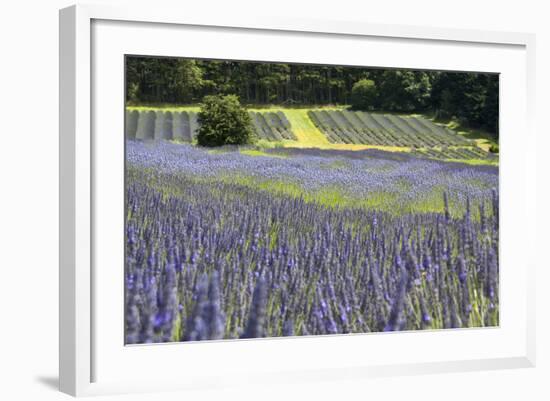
[126,57,499,136]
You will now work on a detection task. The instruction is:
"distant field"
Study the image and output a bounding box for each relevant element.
[308,110,469,147]
[126,109,295,143]
[411,146,498,163]
[125,106,497,164]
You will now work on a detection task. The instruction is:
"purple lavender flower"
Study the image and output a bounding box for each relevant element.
[125,141,499,342]
[241,278,268,339]
[282,319,294,336]
[205,271,226,340]
[384,268,408,332]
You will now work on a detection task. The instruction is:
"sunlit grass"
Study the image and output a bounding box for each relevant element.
[126,105,497,164]
[240,149,287,158]
[127,105,201,113]
[443,158,499,167]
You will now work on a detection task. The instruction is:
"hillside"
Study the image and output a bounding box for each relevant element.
[125,106,498,165]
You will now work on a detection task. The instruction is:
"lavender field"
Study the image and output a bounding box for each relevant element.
[125,141,499,344]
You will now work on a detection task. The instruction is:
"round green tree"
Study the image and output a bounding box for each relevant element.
[350,79,377,110]
[196,95,254,147]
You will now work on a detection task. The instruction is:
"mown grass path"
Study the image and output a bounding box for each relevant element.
[278,109,329,147]
[264,109,409,152]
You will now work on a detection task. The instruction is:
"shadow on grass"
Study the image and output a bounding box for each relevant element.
[428,114,498,146]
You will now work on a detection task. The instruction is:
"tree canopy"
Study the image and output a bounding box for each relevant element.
[196,95,254,147]
[350,79,377,110]
[126,56,499,137]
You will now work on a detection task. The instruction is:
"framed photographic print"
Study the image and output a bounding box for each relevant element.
[59,4,536,397]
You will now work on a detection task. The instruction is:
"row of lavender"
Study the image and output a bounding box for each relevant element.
[249,111,295,141]
[126,141,498,213]
[126,109,199,142]
[309,110,472,148]
[411,147,497,161]
[126,109,294,142]
[125,141,499,343]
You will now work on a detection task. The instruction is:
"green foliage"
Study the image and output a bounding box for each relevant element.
[196,95,254,147]
[126,57,203,104]
[127,82,140,104]
[489,143,499,153]
[431,72,499,137]
[350,79,377,110]
[126,56,499,139]
[374,71,432,111]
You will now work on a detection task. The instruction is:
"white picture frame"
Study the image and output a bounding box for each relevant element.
[59,3,536,397]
